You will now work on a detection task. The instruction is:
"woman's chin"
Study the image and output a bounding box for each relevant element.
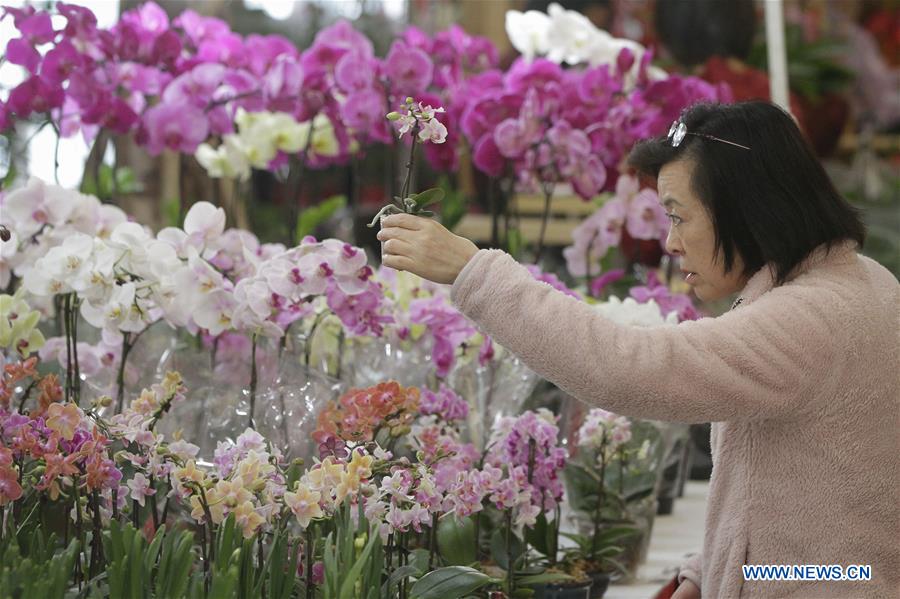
[691,284,717,303]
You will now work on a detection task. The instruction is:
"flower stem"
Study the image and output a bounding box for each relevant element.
[305,526,315,599]
[335,328,345,379]
[592,432,607,560]
[287,116,317,247]
[534,182,555,264]
[586,228,600,296]
[304,312,327,368]
[64,294,73,402]
[399,124,420,202]
[505,510,514,593]
[428,513,439,570]
[473,513,480,562]
[89,490,105,579]
[248,334,258,429]
[73,477,85,589]
[116,332,133,413]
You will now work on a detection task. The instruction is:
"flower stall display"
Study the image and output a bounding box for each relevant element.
[0,1,729,596]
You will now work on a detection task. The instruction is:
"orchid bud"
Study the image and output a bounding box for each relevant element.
[386,111,402,121]
[354,533,367,550]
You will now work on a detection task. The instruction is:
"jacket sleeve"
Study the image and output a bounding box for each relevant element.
[677,552,702,590]
[450,249,841,423]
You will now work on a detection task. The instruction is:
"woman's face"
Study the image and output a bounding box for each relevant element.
[657,158,749,302]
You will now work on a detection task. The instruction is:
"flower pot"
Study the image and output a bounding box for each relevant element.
[533,580,593,599]
[589,572,611,598]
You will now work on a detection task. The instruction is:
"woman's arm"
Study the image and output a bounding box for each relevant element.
[451,249,837,423]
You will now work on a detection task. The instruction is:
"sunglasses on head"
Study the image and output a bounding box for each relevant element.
[667,120,751,151]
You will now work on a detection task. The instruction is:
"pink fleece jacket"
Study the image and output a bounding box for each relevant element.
[450,241,899,598]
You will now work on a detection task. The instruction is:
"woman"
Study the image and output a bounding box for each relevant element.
[378,101,899,598]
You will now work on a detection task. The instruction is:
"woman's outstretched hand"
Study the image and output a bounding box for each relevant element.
[376,214,479,285]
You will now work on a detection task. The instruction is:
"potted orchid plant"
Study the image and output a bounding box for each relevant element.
[560,408,641,595]
[368,97,449,228]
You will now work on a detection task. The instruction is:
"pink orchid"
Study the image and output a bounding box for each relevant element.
[127,472,157,507]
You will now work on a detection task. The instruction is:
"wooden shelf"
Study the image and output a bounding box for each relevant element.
[454,193,598,245]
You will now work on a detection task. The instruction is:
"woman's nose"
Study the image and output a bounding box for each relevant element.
[665,228,683,255]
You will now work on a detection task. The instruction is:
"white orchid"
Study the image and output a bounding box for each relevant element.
[183,201,227,250]
[196,135,252,181]
[320,239,367,276]
[307,113,341,158]
[269,112,309,153]
[23,233,97,297]
[108,222,157,278]
[80,281,148,334]
[505,2,665,86]
[231,276,284,339]
[545,2,603,65]
[193,288,237,336]
[594,296,678,327]
[505,9,551,61]
[197,109,342,181]
[2,177,75,238]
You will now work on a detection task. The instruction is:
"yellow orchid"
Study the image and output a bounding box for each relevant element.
[0,291,45,357]
[45,402,83,441]
[232,500,265,539]
[283,483,324,528]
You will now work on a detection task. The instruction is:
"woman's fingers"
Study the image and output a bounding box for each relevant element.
[376,226,413,241]
[382,238,413,255]
[381,213,427,230]
[381,253,415,272]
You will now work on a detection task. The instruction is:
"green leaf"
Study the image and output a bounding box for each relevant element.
[296,194,347,240]
[163,197,181,228]
[410,187,444,210]
[437,516,476,566]
[128,525,144,599]
[490,529,525,571]
[382,564,420,596]
[144,525,165,575]
[559,532,591,554]
[436,177,468,232]
[506,227,523,259]
[407,548,432,576]
[409,566,494,599]
[525,513,550,556]
[593,525,638,548]
[517,572,574,585]
[337,530,379,599]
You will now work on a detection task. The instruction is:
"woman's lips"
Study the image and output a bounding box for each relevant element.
[683,271,698,284]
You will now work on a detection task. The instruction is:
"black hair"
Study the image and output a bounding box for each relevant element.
[654,0,757,67]
[627,101,866,285]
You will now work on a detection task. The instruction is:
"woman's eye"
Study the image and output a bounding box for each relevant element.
[666,213,682,225]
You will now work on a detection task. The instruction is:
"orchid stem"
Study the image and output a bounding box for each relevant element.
[399,124,419,202]
[116,333,133,413]
[248,334,258,429]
